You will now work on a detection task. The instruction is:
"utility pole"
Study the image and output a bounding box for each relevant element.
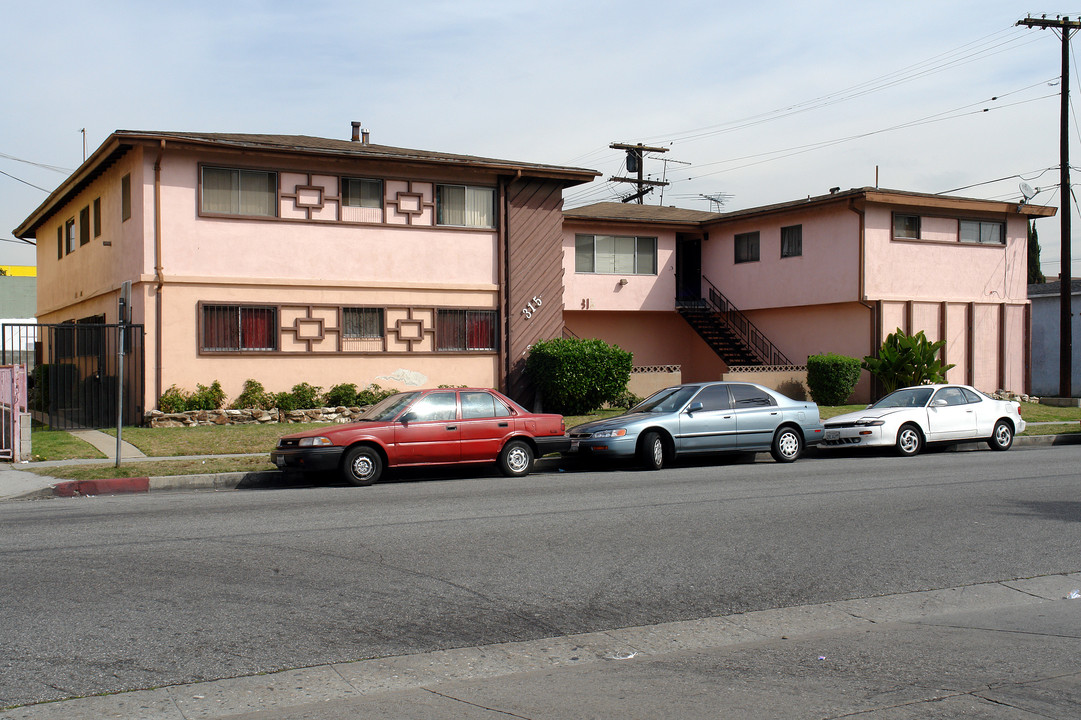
[1017,14,1079,398]
[609,142,669,203]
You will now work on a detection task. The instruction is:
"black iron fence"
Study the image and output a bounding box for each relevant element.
[1,323,145,429]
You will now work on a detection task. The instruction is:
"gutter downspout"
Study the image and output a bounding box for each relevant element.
[497,177,508,393]
[154,140,165,406]
[848,199,878,396]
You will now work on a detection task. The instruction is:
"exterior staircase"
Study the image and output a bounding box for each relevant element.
[676,277,791,367]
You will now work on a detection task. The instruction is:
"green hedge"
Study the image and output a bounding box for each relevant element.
[526,337,632,415]
[806,353,861,406]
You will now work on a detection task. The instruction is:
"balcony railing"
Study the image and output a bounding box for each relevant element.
[677,277,791,366]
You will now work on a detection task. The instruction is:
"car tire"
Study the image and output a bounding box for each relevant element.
[498,439,534,477]
[987,420,1014,451]
[770,426,803,463]
[895,424,923,457]
[637,431,665,470]
[342,445,382,486]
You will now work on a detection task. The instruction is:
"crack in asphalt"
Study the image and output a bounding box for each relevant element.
[425,687,535,719]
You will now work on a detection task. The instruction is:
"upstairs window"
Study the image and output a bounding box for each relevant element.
[575,234,657,274]
[780,225,802,258]
[436,184,495,228]
[121,174,131,221]
[893,213,920,239]
[65,219,76,255]
[960,220,1004,245]
[342,177,382,208]
[436,309,498,351]
[201,304,277,352]
[201,167,277,217]
[93,198,102,237]
[342,307,384,339]
[79,206,90,246]
[734,232,759,263]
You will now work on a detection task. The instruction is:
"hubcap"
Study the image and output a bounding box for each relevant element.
[899,430,919,453]
[779,432,799,458]
[995,425,1011,446]
[652,439,663,466]
[352,455,374,479]
[507,447,529,473]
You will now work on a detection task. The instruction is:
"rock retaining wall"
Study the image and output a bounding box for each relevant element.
[146,407,369,428]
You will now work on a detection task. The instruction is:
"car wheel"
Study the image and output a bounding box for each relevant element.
[498,439,534,477]
[987,420,1014,451]
[637,431,665,470]
[895,424,923,457]
[342,446,382,486]
[770,426,803,463]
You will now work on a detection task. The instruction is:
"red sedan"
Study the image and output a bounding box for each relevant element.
[271,388,569,486]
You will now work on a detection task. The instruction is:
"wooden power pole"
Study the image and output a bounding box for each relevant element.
[1018,14,1080,398]
[609,142,669,203]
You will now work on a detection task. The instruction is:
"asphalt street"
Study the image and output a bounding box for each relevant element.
[1,444,1079,717]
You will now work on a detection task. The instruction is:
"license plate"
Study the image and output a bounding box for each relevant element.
[824,430,840,441]
[275,456,285,467]
[570,441,579,452]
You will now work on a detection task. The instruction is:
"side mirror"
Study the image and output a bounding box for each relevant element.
[400,412,416,424]
[930,399,947,407]
[686,401,704,413]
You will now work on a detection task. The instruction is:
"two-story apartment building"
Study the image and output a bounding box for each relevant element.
[563,190,1056,402]
[14,129,597,412]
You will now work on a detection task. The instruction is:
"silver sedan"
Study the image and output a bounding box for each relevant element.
[566,381,825,470]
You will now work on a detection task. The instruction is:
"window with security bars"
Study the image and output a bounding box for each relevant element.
[436,309,498,351]
[201,305,277,351]
[342,307,384,351]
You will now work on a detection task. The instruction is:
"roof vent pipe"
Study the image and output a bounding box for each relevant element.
[351,121,362,142]
[362,129,370,145]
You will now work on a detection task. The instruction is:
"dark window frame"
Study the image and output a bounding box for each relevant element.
[435,183,496,228]
[121,174,131,221]
[341,177,383,209]
[574,234,658,275]
[959,219,1005,245]
[342,307,385,339]
[64,218,76,255]
[734,232,760,264]
[199,165,279,218]
[435,309,499,351]
[780,224,802,258]
[93,197,102,237]
[893,213,920,240]
[200,303,279,352]
[79,206,90,246]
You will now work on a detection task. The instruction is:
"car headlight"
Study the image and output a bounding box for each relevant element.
[298,436,333,447]
[590,428,627,439]
[854,419,885,426]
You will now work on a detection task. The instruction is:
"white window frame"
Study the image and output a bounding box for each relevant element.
[959,219,1004,245]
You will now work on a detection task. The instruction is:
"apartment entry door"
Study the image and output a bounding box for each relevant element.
[676,235,702,304]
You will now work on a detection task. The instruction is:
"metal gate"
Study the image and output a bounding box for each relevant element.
[1,323,145,430]
[0,364,27,461]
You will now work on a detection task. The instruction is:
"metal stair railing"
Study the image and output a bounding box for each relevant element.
[678,277,791,366]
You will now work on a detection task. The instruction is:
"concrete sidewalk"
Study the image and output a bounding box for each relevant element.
[1,575,1078,719]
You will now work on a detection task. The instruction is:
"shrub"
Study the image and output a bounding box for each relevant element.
[159,385,190,413]
[862,328,955,395]
[188,381,226,411]
[324,383,359,408]
[526,337,633,415]
[285,382,323,410]
[231,379,274,410]
[806,353,861,406]
[356,383,397,406]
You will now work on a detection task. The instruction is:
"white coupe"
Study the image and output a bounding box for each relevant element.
[820,384,1025,457]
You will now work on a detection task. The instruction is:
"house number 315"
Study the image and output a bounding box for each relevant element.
[521,295,543,319]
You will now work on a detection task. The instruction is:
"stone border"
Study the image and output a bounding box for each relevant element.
[145,406,370,428]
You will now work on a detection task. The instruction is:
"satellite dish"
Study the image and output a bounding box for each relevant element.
[1019,182,1036,201]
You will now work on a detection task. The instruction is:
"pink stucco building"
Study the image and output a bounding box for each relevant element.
[13,128,1056,416]
[564,190,1055,402]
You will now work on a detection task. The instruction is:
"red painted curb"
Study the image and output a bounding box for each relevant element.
[53,477,151,497]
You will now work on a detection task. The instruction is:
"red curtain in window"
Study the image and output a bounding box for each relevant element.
[240,307,274,350]
[202,306,236,350]
[466,311,494,351]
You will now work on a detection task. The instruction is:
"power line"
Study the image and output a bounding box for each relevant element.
[0,168,51,192]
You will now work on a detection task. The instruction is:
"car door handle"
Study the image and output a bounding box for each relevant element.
[498,422,509,427]
[446,425,457,431]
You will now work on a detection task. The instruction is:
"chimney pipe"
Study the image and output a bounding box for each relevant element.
[351,121,361,142]
[362,129,370,145]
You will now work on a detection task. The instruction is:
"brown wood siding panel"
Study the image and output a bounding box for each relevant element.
[504,178,567,406]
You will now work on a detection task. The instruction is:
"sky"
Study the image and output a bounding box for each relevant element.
[2,1,1080,278]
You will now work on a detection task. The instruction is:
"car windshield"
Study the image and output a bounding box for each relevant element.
[358,391,422,421]
[871,387,935,409]
[628,386,700,414]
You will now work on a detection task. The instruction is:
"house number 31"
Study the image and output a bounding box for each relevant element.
[521,295,543,319]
